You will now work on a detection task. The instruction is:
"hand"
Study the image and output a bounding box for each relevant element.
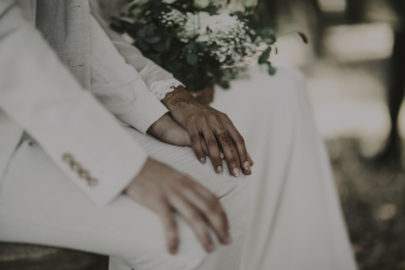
[125,158,231,254]
[162,86,253,176]
[148,113,191,146]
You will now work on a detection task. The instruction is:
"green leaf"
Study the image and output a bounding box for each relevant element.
[186,53,198,65]
[267,62,277,75]
[258,29,276,44]
[135,40,150,51]
[136,27,147,38]
[145,24,156,36]
[164,38,172,50]
[145,36,161,44]
[153,42,166,52]
[258,47,271,64]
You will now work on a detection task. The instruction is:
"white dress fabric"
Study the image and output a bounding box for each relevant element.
[0,66,357,270]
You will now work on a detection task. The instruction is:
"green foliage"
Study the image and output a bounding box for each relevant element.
[112,0,276,92]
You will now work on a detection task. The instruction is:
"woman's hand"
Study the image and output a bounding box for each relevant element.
[162,86,253,176]
[125,158,231,254]
[148,113,191,146]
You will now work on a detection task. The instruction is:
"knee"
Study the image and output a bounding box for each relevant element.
[118,219,209,270]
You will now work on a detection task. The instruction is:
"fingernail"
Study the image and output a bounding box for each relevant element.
[200,157,206,164]
[244,169,252,176]
[169,245,177,255]
[243,161,250,170]
[220,152,225,159]
[233,168,240,177]
[216,166,223,174]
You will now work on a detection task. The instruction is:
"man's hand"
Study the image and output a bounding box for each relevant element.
[125,158,231,254]
[163,86,253,176]
[148,113,191,146]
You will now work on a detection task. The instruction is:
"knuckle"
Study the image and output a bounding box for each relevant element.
[236,135,245,144]
[186,118,196,127]
[190,133,200,141]
[155,194,168,206]
[221,113,231,122]
[207,114,218,123]
[229,157,238,164]
[207,138,217,147]
[197,114,206,122]
[210,155,221,164]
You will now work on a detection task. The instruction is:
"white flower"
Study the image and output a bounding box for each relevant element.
[180,12,243,40]
[160,9,187,27]
[177,11,254,64]
[194,0,210,8]
[242,0,259,8]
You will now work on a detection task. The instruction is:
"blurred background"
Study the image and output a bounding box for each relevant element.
[258,0,405,269]
[1,1,403,269]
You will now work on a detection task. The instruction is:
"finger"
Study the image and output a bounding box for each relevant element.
[201,137,209,156]
[222,117,251,175]
[216,132,241,177]
[228,129,250,174]
[200,122,223,174]
[168,193,215,252]
[182,184,230,245]
[248,152,254,166]
[157,204,179,254]
[188,124,206,164]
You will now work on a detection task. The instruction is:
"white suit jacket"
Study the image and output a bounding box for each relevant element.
[0,0,182,205]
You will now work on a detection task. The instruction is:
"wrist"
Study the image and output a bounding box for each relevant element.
[162,85,195,110]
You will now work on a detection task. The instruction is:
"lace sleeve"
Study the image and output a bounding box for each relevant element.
[149,78,185,100]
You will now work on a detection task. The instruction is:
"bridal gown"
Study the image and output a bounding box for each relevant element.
[0,63,357,270]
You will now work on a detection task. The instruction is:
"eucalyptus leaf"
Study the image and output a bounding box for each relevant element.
[153,42,166,52]
[145,36,161,44]
[266,62,277,75]
[186,53,198,65]
[258,47,271,64]
[136,27,147,37]
[145,24,155,35]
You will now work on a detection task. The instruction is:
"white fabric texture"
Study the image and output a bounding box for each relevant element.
[0,1,149,205]
[88,13,169,133]
[89,0,184,101]
[0,66,357,270]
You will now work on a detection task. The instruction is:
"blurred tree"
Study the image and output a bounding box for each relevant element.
[345,0,366,23]
[377,0,405,165]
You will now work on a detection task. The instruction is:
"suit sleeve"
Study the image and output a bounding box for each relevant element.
[89,0,184,101]
[0,1,148,206]
[88,13,169,133]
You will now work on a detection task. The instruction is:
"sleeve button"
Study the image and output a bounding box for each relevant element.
[87,178,98,187]
[78,168,90,179]
[62,153,73,163]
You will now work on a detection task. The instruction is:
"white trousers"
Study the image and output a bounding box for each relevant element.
[0,67,357,270]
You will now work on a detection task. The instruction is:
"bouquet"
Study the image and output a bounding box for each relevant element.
[112,0,277,92]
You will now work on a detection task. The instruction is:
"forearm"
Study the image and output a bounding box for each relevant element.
[0,2,148,205]
[162,86,196,110]
[88,0,184,101]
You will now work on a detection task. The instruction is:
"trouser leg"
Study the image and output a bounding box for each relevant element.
[0,137,248,270]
